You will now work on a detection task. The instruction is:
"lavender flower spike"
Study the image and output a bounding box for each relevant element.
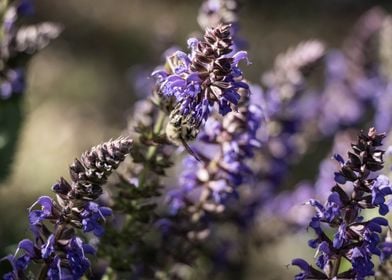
[152,24,249,146]
[2,138,132,279]
[262,40,325,107]
[292,128,392,279]
[198,0,240,30]
[0,0,62,100]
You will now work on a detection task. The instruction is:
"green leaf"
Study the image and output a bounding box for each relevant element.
[0,96,23,184]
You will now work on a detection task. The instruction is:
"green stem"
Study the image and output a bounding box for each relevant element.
[331,256,341,278]
[38,264,49,280]
[147,110,166,160]
[139,110,166,186]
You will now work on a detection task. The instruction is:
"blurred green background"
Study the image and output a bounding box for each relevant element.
[1,0,392,278]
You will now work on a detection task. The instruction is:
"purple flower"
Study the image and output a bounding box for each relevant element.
[292,258,311,280]
[307,192,342,224]
[370,175,392,215]
[81,202,112,237]
[380,230,392,262]
[153,24,250,144]
[333,224,347,249]
[41,234,55,260]
[315,241,332,271]
[349,247,374,278]
[168,88,262,226]
[291,258,327,280]
[66,237,96,278]
[47,257,73,280]
[0,69,25,99]
[28,196,55,226]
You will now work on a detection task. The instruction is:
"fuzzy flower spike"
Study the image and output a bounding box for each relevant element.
[152,24,249,148]
[2,138,132,280]
[0,0,62,100]
[292,128,392,279]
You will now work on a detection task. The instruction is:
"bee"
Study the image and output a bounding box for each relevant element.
[166,107,202,161]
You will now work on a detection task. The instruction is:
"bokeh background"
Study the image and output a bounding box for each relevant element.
[1,0,392,278]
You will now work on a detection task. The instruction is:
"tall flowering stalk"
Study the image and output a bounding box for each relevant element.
[2,138,132,279]
[194,40,326,276]
[0,0,61,183]
[162,1,253,235]
[342,7,385,98]
[156,90,262,279]
[98,98,177,278]
[156,3,261,277]
[375,15,392,133]
[292,128,392,279]
[99,21,250,278]
[250,8,386,208]
[255,7,390,237]
[256,8,391,242]
[256,39,325,193]
[316,7,386,135]
[99,9,252,278]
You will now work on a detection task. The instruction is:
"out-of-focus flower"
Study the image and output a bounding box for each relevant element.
[342,7,386,97]
[197,0,245,52]
[0,0,62,100]
[262,40,325,109]
[198,0,240,30]
[377,230,392,279]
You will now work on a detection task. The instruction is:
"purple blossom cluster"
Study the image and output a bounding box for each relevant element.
[168,93,263,229]
[257,8,392,236]
[316,8,386,135]
[292,128,392,279]
[2,139,132,279]
[152,24,249,145]
[259,39,325,185]
[0,0,61,100]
